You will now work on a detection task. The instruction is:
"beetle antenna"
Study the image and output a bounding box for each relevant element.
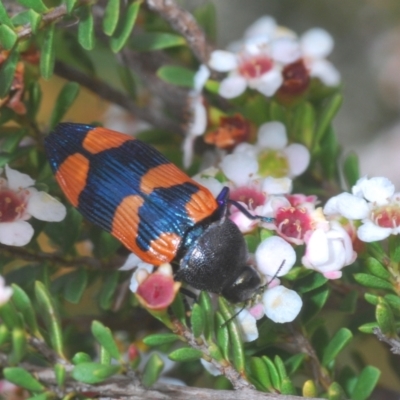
[220,304,246,327]
[227,198,274,223]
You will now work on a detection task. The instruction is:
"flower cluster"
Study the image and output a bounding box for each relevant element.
[209,16,340,99]
[0,165,66,246]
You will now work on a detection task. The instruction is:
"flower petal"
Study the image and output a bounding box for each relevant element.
[309,59,340,87]
[193,64,210,92]
[5,164,35,190]
[219,75,247,99]
[244,15,277,40]
[200,359,222,376]
[357,220,392,242]
[220,153,258,187]
[271,37,301,64]
[254,68,283,97]
[119,253,143,271]
[255,236,296,277]
[323,193,369,220]
[262,176,292,195]
[27,191,67,222]
[262,285,302,323]
[257,121,287,149]
[209,50,238,72]
[301,28,334,59]
[0,221,34,246]
[360,177,395,204]
[235,308,259,342]
[192,176,223,198]
[284,143,310,177]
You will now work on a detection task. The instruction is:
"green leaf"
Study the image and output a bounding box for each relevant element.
[117,64,136,98]
[28,9,41,33]
[281,377,296,395]
[91,320,121,360]
[1,129,26,153]
[353,273,393,291]
[35,281,65,358]
[55,363,66,387]
[296,273,328,293]
[49,82,80,129]
[269,101,286,123]
[365,257,391,280]
[170,292,186,325]
[358,322,379,334]
[92,228,121,259]
[66,0,78,14]
[302,285,330,322]
[99,271,119,310]
[131,32,185,51]
[110,0,141,52]
[72,362,120,384]
[0,301,21,329]
[327,381,347,400]
[78,5,95,50]
[314,93,343,144]
[64,269,88,304]
[3,367,45,391]
[190,303,205,338]
[376,297,396,335]
[364,293,378,305]
[27,81,42,119]
[291,101,315,148]
[199,291,214,341]
[156,65,195,88]
[11,284,41,337]
[0,2,13,27]
[168,347,203,362]
[218,297,245,373]
[262,356,281,390]
[10,328,27,364]
[343,152,359,188]
[0,48,18,97]
[0,324,9,346]
[322,328,352,367]
[215,311,229,360]
[274,355,288,380]
[143,333,181,346]
[248,357,272,391]
[285,353,306,375]
[103,0,120,36]
[142,353,164,387]
[351,366,381,400]
[16,0,48,13]
[385,293,400,310]
[0,25,17,50]
[72,352,92,365]
[40,24,55,80]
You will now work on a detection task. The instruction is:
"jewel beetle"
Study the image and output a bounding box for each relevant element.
[44,123,264,303]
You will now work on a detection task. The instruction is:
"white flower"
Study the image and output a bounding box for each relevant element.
[0,276,12,306]
[324,176,400,242]
[255,236,296,278]
[200,359,222,376]
[0,165,66,246]
[302,221,356,279]
[220,153,259,187]
[262,285,302,323]
[300,28,340,86]
[235,308,259,342]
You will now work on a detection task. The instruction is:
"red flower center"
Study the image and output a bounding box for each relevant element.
[136,274,175,310]
[230,187,266,210]
[275,206,313,240]
[238,55,273,79]
[372,205,400,228]
[0,190,26,222]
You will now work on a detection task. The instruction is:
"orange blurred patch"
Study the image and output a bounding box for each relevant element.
[56,153,89,207]
[204,114,252,150]
[82,127,132,154]
[140,164,192,195]
[147,232,181,264]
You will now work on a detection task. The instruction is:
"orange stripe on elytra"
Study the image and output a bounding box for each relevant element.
[140,164,193,195]
[185,190,218,223]
[82,127,132,154]
[55,153,89,207]
[112,194,181,264]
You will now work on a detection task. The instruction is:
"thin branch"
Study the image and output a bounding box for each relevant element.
[0,243,121,270]
[145,0,213,64]
[54,60,184,135]
[373,327,400,354]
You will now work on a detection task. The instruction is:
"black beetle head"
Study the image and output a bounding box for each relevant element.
[178,216,261,303]
[221,265,261,303]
